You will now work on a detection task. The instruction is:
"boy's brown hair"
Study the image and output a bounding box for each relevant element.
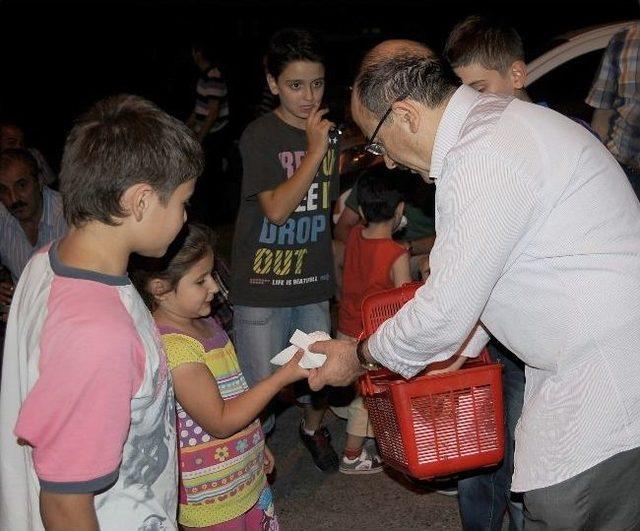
[444,15,525,74]
[60,94,203,226]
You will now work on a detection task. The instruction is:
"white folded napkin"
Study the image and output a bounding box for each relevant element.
[270,329,331,369]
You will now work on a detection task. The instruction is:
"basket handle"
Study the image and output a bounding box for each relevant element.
[360,347,492,396]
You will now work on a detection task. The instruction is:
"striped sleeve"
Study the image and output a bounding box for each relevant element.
[200,69,227,100]
[369,152,536,378]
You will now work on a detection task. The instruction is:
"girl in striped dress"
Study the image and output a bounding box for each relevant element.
[132,223,307,530]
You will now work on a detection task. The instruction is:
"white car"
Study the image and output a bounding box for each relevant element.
[525,20,637,120]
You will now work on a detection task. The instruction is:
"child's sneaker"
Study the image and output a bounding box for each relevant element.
[298,421,339,473]
[339,446,384,475]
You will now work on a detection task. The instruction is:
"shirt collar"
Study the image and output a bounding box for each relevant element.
[429,85,481,182]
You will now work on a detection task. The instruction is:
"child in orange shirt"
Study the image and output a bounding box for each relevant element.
[334,170,412,473]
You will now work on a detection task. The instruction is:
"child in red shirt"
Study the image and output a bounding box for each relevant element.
[334,170,412,474]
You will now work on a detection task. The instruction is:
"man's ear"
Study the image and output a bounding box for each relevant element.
[266,73,279,96]
[391,100,421,134]
[123,183,156,222]
[510,60,527,90]
[149,278,171,300]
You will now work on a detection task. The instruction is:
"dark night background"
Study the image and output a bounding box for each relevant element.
[0,0,638,174]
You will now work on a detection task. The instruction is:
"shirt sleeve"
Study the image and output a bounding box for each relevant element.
[14,312,145,493]
[204,67,228,101]
[369,152,536,378]
[162,333,206,370]
[585,29,622,109]
[458,323,490,358]
[239,124,285,199]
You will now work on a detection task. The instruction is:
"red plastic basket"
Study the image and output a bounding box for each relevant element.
[360,283,504,480]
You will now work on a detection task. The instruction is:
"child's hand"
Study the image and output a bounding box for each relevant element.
[418,254,430,279]
[277,349,310,385]
[306,106,335,157]
[264,445,275,475]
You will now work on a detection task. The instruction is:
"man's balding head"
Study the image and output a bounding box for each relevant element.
[350,39,460,180]
[363,39,434,66]
[353,39,459,119]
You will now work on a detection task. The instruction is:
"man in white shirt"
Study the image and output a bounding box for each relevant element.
[0,149,67,283]
[0,149,67,321]
[309,40,640,529]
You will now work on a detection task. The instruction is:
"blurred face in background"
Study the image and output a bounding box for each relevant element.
[0,125,26,151]
[0,159,42,223]
[454,61,527,97]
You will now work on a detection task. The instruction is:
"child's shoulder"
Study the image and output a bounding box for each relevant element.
[160,318,233,368]
[51,272,130,313]
[346,224,365,242]
[159,318,228,350]
[241,112,280,140]
[48,279,141,342]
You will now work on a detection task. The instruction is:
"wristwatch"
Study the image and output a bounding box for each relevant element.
[356,337,380,371]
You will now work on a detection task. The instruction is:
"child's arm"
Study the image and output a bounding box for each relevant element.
[40,491,99,530]
[171,350,308,439]
[186,111,197,130]
[334,205,361,243]
[390,252,412,287]
[264,445,275,474]
[196,100,221,143]
[14,307,145,530]
[258,106,334,225]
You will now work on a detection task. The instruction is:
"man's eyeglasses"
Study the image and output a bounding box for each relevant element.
[364,90,412,156]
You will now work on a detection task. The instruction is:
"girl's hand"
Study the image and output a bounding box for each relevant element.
[277,349,310,385]
[306,106,335,158]
[264,445,275,474]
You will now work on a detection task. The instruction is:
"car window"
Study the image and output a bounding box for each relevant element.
[526,49,605,122]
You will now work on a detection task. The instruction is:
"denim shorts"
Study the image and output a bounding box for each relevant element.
[233,301,331,404]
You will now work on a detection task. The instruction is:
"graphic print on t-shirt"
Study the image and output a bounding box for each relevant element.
[251,148,336,287]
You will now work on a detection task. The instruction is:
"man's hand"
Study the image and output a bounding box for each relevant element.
[307,339,364,391]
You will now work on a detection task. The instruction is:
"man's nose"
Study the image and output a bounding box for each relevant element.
[6,188,18,205]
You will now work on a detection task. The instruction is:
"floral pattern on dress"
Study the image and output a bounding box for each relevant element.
[214,446,230,461]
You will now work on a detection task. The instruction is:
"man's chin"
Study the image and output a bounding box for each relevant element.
[10,209,30,221]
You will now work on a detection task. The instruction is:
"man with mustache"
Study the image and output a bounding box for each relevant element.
[0,149,67,311]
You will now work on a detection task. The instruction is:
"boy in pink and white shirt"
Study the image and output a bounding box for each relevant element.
[0,94,203,530]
